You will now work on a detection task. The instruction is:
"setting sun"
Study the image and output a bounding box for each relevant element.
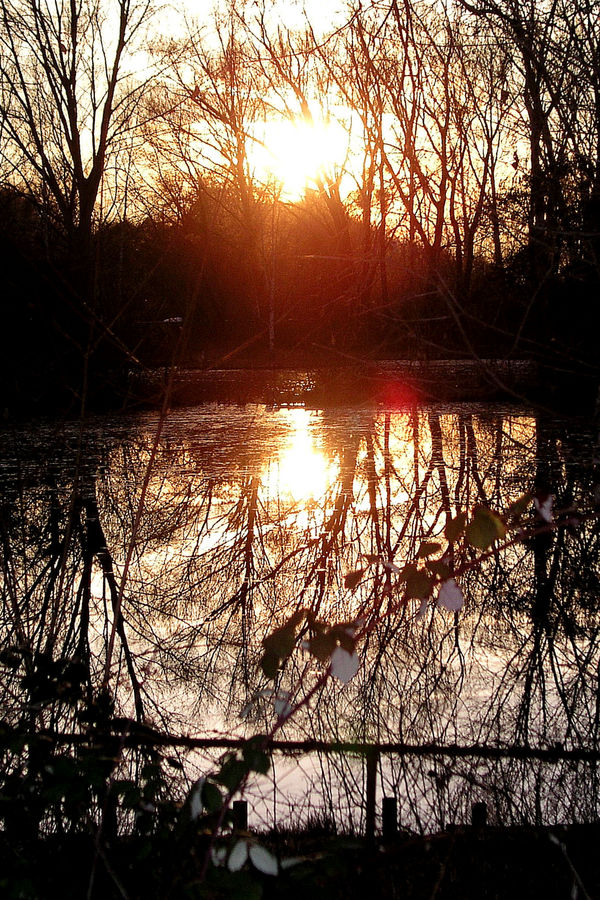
[251,117,349,199]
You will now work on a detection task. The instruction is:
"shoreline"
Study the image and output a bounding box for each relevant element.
[128,358,593,410]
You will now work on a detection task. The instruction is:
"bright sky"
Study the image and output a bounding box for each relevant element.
[152,0,354,199]
[157,0,347,38]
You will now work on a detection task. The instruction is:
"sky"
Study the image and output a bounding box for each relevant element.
[158,0,348,37]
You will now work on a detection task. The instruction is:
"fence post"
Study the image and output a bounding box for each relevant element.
[382,796,398,839]
[365,748,378,841]
[233,799,248,831]
[471,801,487,829]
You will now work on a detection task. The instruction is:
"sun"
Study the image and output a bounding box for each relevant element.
[251,117,348,200]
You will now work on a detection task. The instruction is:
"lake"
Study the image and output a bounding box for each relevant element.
[1,395,599,833]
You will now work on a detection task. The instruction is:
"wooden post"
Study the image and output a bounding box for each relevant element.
[382,796,398,839]
[233,799,248,831]
[365,749,378,841]
[471,801,487,829]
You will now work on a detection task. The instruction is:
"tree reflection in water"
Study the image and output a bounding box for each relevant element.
[0,403,599,832]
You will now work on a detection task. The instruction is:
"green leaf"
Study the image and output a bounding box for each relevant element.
[262,625,296,660]
[405,569,434,600]
[202,777,225,810]
[397,563,417,584]
[344,568,365,590]
[261,610,306,675]
[215,756,248,793]
[417,541,442,559]
[444,512,467,543]
[466,505,507,550]
[307,631,337,662]
[506,493,532,521]
[260,649,280,680]
[242,737,270,775]
[427,559,451,580]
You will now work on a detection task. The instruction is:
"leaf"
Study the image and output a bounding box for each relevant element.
[260,611,306,679]
[437,578,464,612]
[534,493,553,523]
[381,560,402,574]
[215,757,248,793]
[189,778,205,820]
[330,646,359,683]
[287,608,307,629]
[345,568,365,590]
[417,541,442,559]
[404,568,434,600]
[249,844,279,875]
[427,559,451,580]
[307,630,337,662]
[228,840,249,872]
[465,506,506,550]
[242,736,271,775]
[507,493,532,521]
[397,563,417,583]
[260,650,280,681]
[262,625,296,660]
[444,512,467,543]
[201,779,223,814]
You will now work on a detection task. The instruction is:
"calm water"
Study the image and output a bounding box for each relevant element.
[1,400,599,831]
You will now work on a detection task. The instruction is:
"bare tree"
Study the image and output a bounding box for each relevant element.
[458,0,600,283]
[0,0,153,263]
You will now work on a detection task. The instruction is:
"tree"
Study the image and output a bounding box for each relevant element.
[0,0,154,409]
[140,9,278,344]
[0,0,153,271]
[458,0,600,281]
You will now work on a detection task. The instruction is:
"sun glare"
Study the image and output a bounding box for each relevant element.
[252,117,348,200]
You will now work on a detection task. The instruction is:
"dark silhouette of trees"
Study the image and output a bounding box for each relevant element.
[0,0,154,412]
[1,0,599,410]
[0,0,151,257]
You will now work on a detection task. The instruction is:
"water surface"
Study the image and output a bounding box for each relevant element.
[1,400,598,831]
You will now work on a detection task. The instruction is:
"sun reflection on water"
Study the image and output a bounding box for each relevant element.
[262,408,339,503]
